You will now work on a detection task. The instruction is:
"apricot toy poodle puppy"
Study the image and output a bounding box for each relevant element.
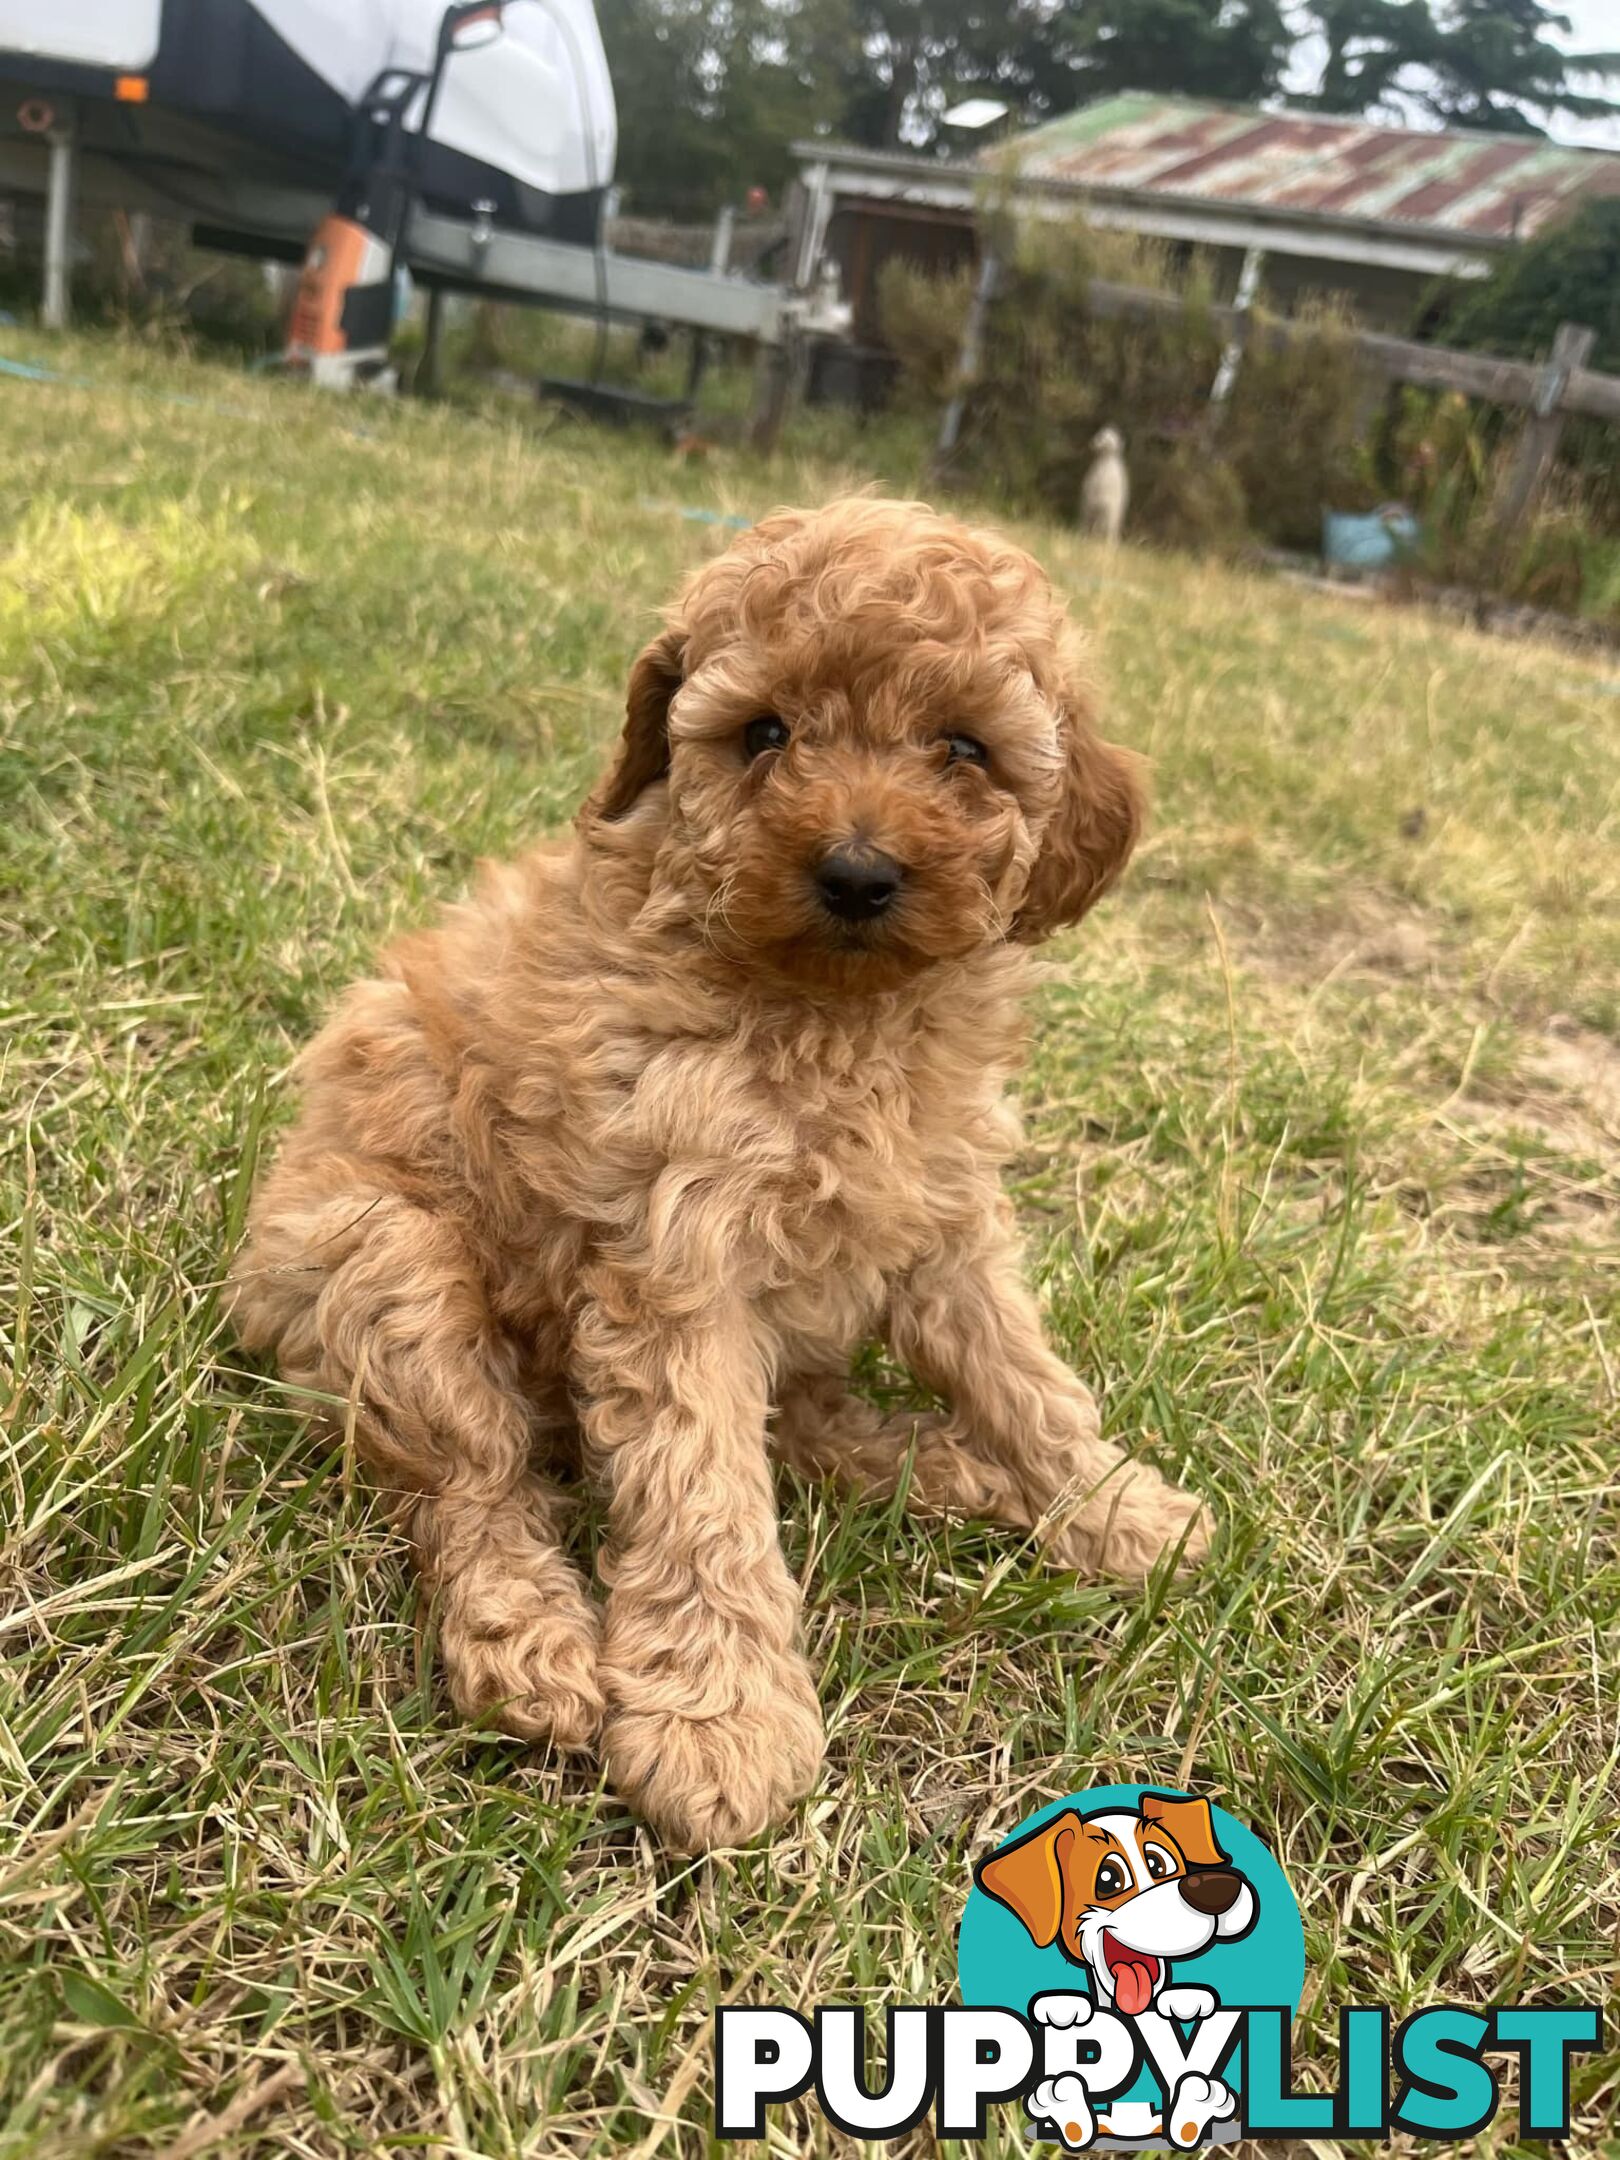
[230,497,1211,1852]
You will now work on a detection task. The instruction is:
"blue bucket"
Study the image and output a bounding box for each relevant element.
[1322,504,1421,572]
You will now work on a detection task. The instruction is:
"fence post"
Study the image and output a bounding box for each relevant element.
[1495,321,1596,542]
[930,247,1000,486]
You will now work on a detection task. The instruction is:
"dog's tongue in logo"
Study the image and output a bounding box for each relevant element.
[1105,1935,1161,2017]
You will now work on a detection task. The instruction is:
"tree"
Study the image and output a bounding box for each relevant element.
[595,0,852,216]
[822,0,1080,153]
[829,0,1296,151]
[597,0,1620,220]
[1308,0,1620,134]
[601,0,1308,204]
[1066,0,1296,106]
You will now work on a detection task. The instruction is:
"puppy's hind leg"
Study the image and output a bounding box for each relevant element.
[231,1186,602,1750]
[885,1220,1212,1582]
[772,1368,1038,1532]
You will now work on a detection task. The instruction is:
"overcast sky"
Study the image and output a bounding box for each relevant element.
[1556,0,1620,145]
[1284,0,1620,148]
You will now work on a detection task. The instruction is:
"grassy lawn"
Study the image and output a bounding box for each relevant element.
[1,331,1616,2158]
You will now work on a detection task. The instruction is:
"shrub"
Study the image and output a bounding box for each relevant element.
[875,258,972,411]
[883,213,1376,556]
[0,206,282,353]
[1506,501,1590,615]
[1222,302,1381,546]
[1420,198,1620,549]
[1440,198,1620,376]
[1579,539,1620,624]
[1132,441,1250,552]
[882,212,1246,545]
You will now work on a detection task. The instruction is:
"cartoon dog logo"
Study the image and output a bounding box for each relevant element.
[977,1792,1256,2014]
[975,1793,1257,2148]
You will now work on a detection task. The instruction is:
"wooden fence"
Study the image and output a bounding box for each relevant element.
[933,263,1620,539]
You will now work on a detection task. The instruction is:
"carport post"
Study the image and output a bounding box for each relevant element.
[1208,244,1265,410]
[42,103,78,330]
[929,246,1000,485]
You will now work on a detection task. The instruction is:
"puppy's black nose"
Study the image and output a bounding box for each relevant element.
[1181,1868,1244,1917]
[816,844,902,922]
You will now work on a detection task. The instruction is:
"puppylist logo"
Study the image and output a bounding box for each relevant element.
[716,1783,1603,2147]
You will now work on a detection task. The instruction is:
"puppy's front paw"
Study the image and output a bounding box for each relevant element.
[1044,1459,1213,1582]
[602,1648,824,1852]
[441,1569,604,1751]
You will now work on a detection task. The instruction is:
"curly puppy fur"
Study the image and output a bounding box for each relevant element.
[230,497,1212,1853]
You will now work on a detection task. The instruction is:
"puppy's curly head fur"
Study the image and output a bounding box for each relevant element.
[581,497,1142,987]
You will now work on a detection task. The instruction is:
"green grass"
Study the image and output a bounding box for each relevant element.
[1,330,1616,2158]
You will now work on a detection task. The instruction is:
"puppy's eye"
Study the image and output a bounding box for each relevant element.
[743,715,790,761]
[1143,1845,1176,1881]
[942,733,989,767]
[1096,1858,1129,1898]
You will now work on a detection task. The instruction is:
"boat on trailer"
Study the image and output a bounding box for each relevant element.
[0,0,616,259]
[0,1,844,404]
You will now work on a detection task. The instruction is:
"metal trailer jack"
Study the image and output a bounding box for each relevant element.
[41,102,76,329]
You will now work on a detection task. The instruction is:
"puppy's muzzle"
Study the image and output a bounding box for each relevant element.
[1179,1867,1245,1917]
[815,842,903,923]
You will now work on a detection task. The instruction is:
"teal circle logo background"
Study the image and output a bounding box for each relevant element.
[958,1784,1305,2097]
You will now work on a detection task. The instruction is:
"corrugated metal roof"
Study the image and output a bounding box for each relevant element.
[996,94,1620,244]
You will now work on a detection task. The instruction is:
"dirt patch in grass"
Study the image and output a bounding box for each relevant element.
[1192,887,1618,1275]
[1531,1020,1620,1138]
[1235,886,1618,1170]
[1233,888,1445,992]
[1459,1024,1620,1179]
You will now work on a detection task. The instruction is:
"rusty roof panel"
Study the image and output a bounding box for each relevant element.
[996,93,1619,245]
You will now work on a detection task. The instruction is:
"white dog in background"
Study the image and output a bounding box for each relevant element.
[1081,426,1130,545]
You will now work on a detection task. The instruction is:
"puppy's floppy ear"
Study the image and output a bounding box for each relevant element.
[1140,1793,1230,1871]
[975,1809,1082,1949]
[581,626,686,824]
[1013,679,1145,942]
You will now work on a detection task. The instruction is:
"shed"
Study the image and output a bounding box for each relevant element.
[794,93,1620,351]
